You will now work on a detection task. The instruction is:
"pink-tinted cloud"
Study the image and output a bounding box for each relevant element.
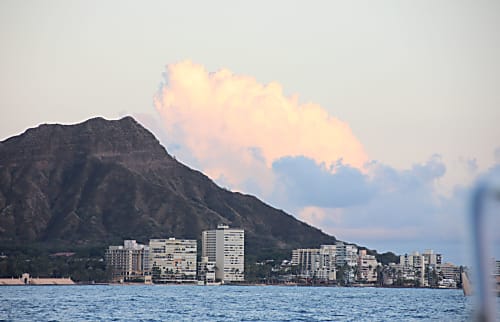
[153,61,367,190]
[148,61,494,263]
[298,206,343,228]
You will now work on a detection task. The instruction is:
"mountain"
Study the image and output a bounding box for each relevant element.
[0,116,336,259]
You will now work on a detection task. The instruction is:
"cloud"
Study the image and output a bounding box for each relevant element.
[153,60,367,191]
[290,155,500,264]
[297,207,329,228]
[149,61,498,263]
[270,154,446,213]
[466,158,478,174]
[459,156,478,175]
[410,154,446,182]
[271,156,374,208]
[495,147,500,163]
[270,154,463,257]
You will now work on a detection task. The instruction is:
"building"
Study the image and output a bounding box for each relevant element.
[495,260,500,293]
[105,240,149,282]
[423,249,442,266]
[291,248,320,278]
[291,242,360,283]
[422,249,442,286]
[201,229,216,261]
[0,273,75,285]
[198,256,217,284]
[383,262,403,285]
[149,238,197,283]
[374,249,460,288]
[412,252,425,286]
[335,241,358,267]
[438,262,460,285]
[291,245,337,281]
[317,245,337,281]
[357,250,378,283]
[400,252,425,286]
[202,225,244,283]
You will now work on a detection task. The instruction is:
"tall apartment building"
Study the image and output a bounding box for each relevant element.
[292,248,320,278]
[105,240,149,282]
[422,249,442,266]
[422,249,442,286]
[357,249,378,283]
[202,225,244,283]
[149,238,197,283]
[335,241,358,267]
[201,229,216,261]
[292,245,337,281]
[400,251,425,286]
[317,245,337,280]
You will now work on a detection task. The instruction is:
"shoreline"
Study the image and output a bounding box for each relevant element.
[0,282,461,290]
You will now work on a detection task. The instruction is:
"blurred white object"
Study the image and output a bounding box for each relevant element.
[470,174,500,322]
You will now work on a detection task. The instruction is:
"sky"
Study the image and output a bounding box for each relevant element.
[1,0,499,265]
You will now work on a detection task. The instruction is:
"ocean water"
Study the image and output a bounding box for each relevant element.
[0,285,484,321]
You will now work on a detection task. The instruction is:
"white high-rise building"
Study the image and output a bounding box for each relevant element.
[335,241,358,267]
[201,230,216,261]
[318,245,337,280]
[202,224,244,283]
[149,238,197,283]
[423,249,442,266]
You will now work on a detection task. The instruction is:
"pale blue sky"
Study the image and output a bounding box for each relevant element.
[1,0,499,263]
[2,1,499,169]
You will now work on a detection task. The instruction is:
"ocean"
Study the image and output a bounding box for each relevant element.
[0,285,486,321]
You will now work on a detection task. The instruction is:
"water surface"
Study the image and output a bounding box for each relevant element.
[0,285,477,321]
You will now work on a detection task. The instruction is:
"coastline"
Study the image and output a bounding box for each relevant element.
[0,281,461,291]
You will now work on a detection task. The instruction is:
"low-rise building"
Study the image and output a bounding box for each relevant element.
[438,262,460,286]
[0,273,75,285]
[198,256,217,284]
